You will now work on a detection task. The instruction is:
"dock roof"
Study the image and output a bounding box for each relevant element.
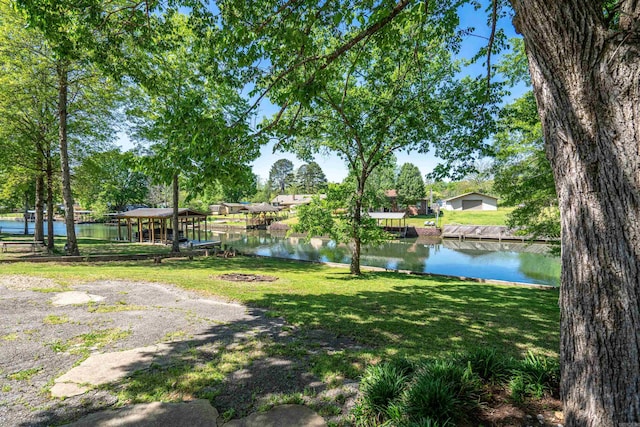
[368,212,407,220]
[116,208,208,219]
[240,203,282,214]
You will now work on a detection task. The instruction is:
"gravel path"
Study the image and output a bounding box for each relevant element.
[0,275,359,426]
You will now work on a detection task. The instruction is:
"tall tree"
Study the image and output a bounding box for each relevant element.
[270,22,492,274]
[15,0,125,254]
[268,159,294,194]
[295,162,327,193]
[509,2,640,424]
[395,163,426,208]
[129,12,260,252]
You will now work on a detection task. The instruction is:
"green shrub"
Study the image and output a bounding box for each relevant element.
[353,352,559,426]
[400,360,481,425]
[509,352,559,402]
[456,347,511,383]
[353,361,411,426]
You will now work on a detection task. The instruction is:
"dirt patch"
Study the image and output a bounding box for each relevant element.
[215,273,279,282]
[0,274,61,291]
[473,387,563,426]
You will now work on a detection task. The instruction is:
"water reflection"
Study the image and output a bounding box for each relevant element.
[0,220,560,286]
[216,230,560,286]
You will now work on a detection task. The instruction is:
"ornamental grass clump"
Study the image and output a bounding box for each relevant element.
[353,350,560,426]
[354,358,482,426]
[509,351,560,403]
[353,359,413,426]
[454,347,512,384]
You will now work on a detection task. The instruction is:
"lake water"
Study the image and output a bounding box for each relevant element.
[0,220,560,286]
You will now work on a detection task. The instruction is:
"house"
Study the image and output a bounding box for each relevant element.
[221,203,247,215]
[271,194,325,209]
[443,192,498,211]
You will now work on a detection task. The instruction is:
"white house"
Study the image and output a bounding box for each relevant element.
[443,192,498,211]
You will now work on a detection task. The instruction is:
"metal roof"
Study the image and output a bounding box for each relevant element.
[240,203,282,214]
[368,212,407,220]
[442,192,498,202]
[116,208,208,218]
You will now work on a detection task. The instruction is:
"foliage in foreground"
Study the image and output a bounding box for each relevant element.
[353,348,560,426]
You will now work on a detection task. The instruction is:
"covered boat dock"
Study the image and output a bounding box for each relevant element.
[115,208,209,243]
[368,212,408,238]
[240,203,283,230]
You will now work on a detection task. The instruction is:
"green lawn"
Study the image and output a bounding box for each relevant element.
[407,207,515,227]
[277,208,513,229]
[1,256,559,367]
[0,235,171,260]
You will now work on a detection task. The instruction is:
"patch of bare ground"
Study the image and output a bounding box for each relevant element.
[472,387,563,426]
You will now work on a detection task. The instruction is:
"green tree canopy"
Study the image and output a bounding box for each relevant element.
[74,150,148,213]
[295,162,327,193]
[264,15,493,273]
[396,163,426,208]
[268,159,295,194]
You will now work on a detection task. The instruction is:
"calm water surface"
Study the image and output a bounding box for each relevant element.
[0,220,560,286]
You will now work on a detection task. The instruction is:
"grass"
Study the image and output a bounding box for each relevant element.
[276,208,514,229]
[352,349,560,426]
[43,315,69,325]
[0,253,559,418]
[2,256,559,363]
[406,208,515,227]
[47,328,132,358]
[8,367,42,381]
[0,235,172,260]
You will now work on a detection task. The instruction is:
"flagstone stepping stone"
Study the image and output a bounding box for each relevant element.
[51,343,172,398]
[51,291,104,306]
[64,399,219,426]
[222,404,326,427]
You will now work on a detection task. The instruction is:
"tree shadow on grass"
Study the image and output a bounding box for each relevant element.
[17,273,558,426]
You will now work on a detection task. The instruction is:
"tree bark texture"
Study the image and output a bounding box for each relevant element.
[23,191,29,235]
[46,155,55,250]
[511,1,640,425]
[57,63,79,256]
[171,172,180,253]
[34,154,45,243]
[350,181,365,275]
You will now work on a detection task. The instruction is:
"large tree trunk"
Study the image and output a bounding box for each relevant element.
[350,180,365,275]
[23,191,29,235]
[511,2,640,425]
[46,153,55,250]
[57,62,79,256]
[34,154,45,243]
[171,172,180,253]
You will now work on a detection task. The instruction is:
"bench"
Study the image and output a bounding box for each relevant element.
[1,241,45,253]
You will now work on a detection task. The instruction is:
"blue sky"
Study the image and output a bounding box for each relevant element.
[249,2,527,183]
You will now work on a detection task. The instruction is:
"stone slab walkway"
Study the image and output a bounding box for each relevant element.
[51,343,173,398]
[65,399,219,427]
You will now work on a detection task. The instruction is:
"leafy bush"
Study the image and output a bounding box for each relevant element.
[353,351,559,426]
[509,352,559,402]
[455,347,512,383]
[353,360,412,426]
[400,360,481,424]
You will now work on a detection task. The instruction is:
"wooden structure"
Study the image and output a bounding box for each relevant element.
[240,203,282,230]
[368,212,408,237]
[115,208,208,243]
[221,203,246,215]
